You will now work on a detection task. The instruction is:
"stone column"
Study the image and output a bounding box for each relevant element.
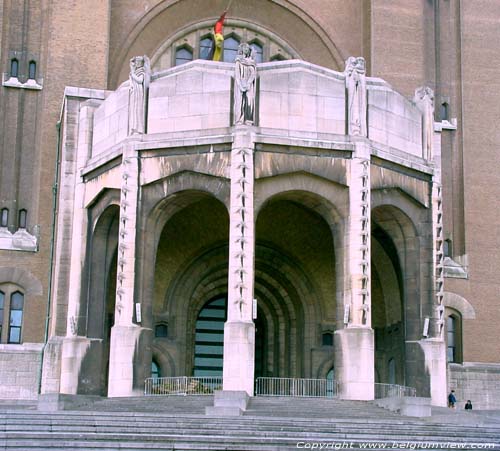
[334,140,374,400]
[60,100,99,394]
[107,144,143,397]
[222,127,256,396]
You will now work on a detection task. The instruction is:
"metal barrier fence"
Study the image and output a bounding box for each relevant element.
[255,377,339,398]
[374,383,416,398]
[144,376,222,396]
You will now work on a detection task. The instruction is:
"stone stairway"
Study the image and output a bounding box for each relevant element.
[0,396,498,450]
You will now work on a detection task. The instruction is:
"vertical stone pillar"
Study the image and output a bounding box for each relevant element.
[418,124,447,407]
[222,127,256,396]
[107,144,142,397]
[60,99,99,394]
[334,140,374,400]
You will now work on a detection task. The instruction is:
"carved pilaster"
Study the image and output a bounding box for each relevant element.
[108,148,142,397]
[345,155,371,326]
[334,142,374,401]
[223,127,255,396]
[115,154,140,325]
[433,183,445,338]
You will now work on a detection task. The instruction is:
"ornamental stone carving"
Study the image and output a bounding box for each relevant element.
[234,43,257,125]
[128,55,150,135]
[345,56,367,137]
[414,86,434,161]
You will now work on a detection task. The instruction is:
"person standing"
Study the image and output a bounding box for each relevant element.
[448,390,457,408]
[465,400,473,410]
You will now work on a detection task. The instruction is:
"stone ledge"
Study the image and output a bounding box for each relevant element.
[0,227,38,252]
[2,74,43,90]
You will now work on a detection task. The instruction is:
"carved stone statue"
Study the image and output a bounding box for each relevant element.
[234,43,257,125]
[414,86,435,161]
[345,56,367,137]
[128,55,150,135]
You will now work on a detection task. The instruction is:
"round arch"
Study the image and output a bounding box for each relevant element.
[108,0,345,88]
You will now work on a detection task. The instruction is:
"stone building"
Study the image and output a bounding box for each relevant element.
[0,0,499,409]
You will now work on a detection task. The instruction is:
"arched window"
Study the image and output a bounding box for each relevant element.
[194,296,226,376]
[0,208,8,227]
[199,36,214,60]
[447,315,457,363]
[440,102,449,121]
[10,59,19,78]
[28,61,37,80]
[322,332,333,346]
[0,291,4,338]
[175,47,193,66]
[8,291,24,344]
[223,36,240,63]
[250,41,263,64]
[18,209,27,229]
[151,360,161,379]
[388,358,396,385]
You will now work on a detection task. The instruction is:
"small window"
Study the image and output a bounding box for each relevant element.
[447,315,457,363]
[223,36,240,63]
[444,239,452,258]
[322,332,333,346]
[175,47,193,66]
[0,291,4,338]
[155,324,168,338]
[8,291,24,344]
[200,37,214,60]
[250,42,263,64]
[440,102,449,121]
[388,358,396,384]
[1,208,8,227]
[10,59,19,78]
[28,61,36,80]
[151,360,161,379]
[18,209,27,229]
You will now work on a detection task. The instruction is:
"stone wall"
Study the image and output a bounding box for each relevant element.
[258,62,345,135]
[448,363,500,410]
[0,343,43,400]
[368,84,422,158]
[148,64,232,135]
[92,85,128,157]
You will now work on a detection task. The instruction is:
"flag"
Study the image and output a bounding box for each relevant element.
[210,11,227,61]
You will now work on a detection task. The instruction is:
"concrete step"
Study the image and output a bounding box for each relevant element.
[1,396,499,450]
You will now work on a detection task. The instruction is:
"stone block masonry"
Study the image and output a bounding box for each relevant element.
[0,343,43,399]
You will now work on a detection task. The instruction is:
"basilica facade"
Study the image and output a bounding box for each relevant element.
[1,0,499,409]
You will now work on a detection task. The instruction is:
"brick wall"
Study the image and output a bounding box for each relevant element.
[448,363,500,410]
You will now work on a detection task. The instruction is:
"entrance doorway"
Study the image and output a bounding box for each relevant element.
[193,296,266,377]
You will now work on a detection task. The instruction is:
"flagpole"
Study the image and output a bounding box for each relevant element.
[225,0,234,12]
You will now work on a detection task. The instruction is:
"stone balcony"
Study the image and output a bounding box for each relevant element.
[85,59,434,176]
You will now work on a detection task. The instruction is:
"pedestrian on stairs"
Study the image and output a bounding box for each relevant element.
[448,390,456,408]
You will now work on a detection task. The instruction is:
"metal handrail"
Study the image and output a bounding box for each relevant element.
[144,376,222,396]
[255,377,339,398]
[374,383,416,398]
